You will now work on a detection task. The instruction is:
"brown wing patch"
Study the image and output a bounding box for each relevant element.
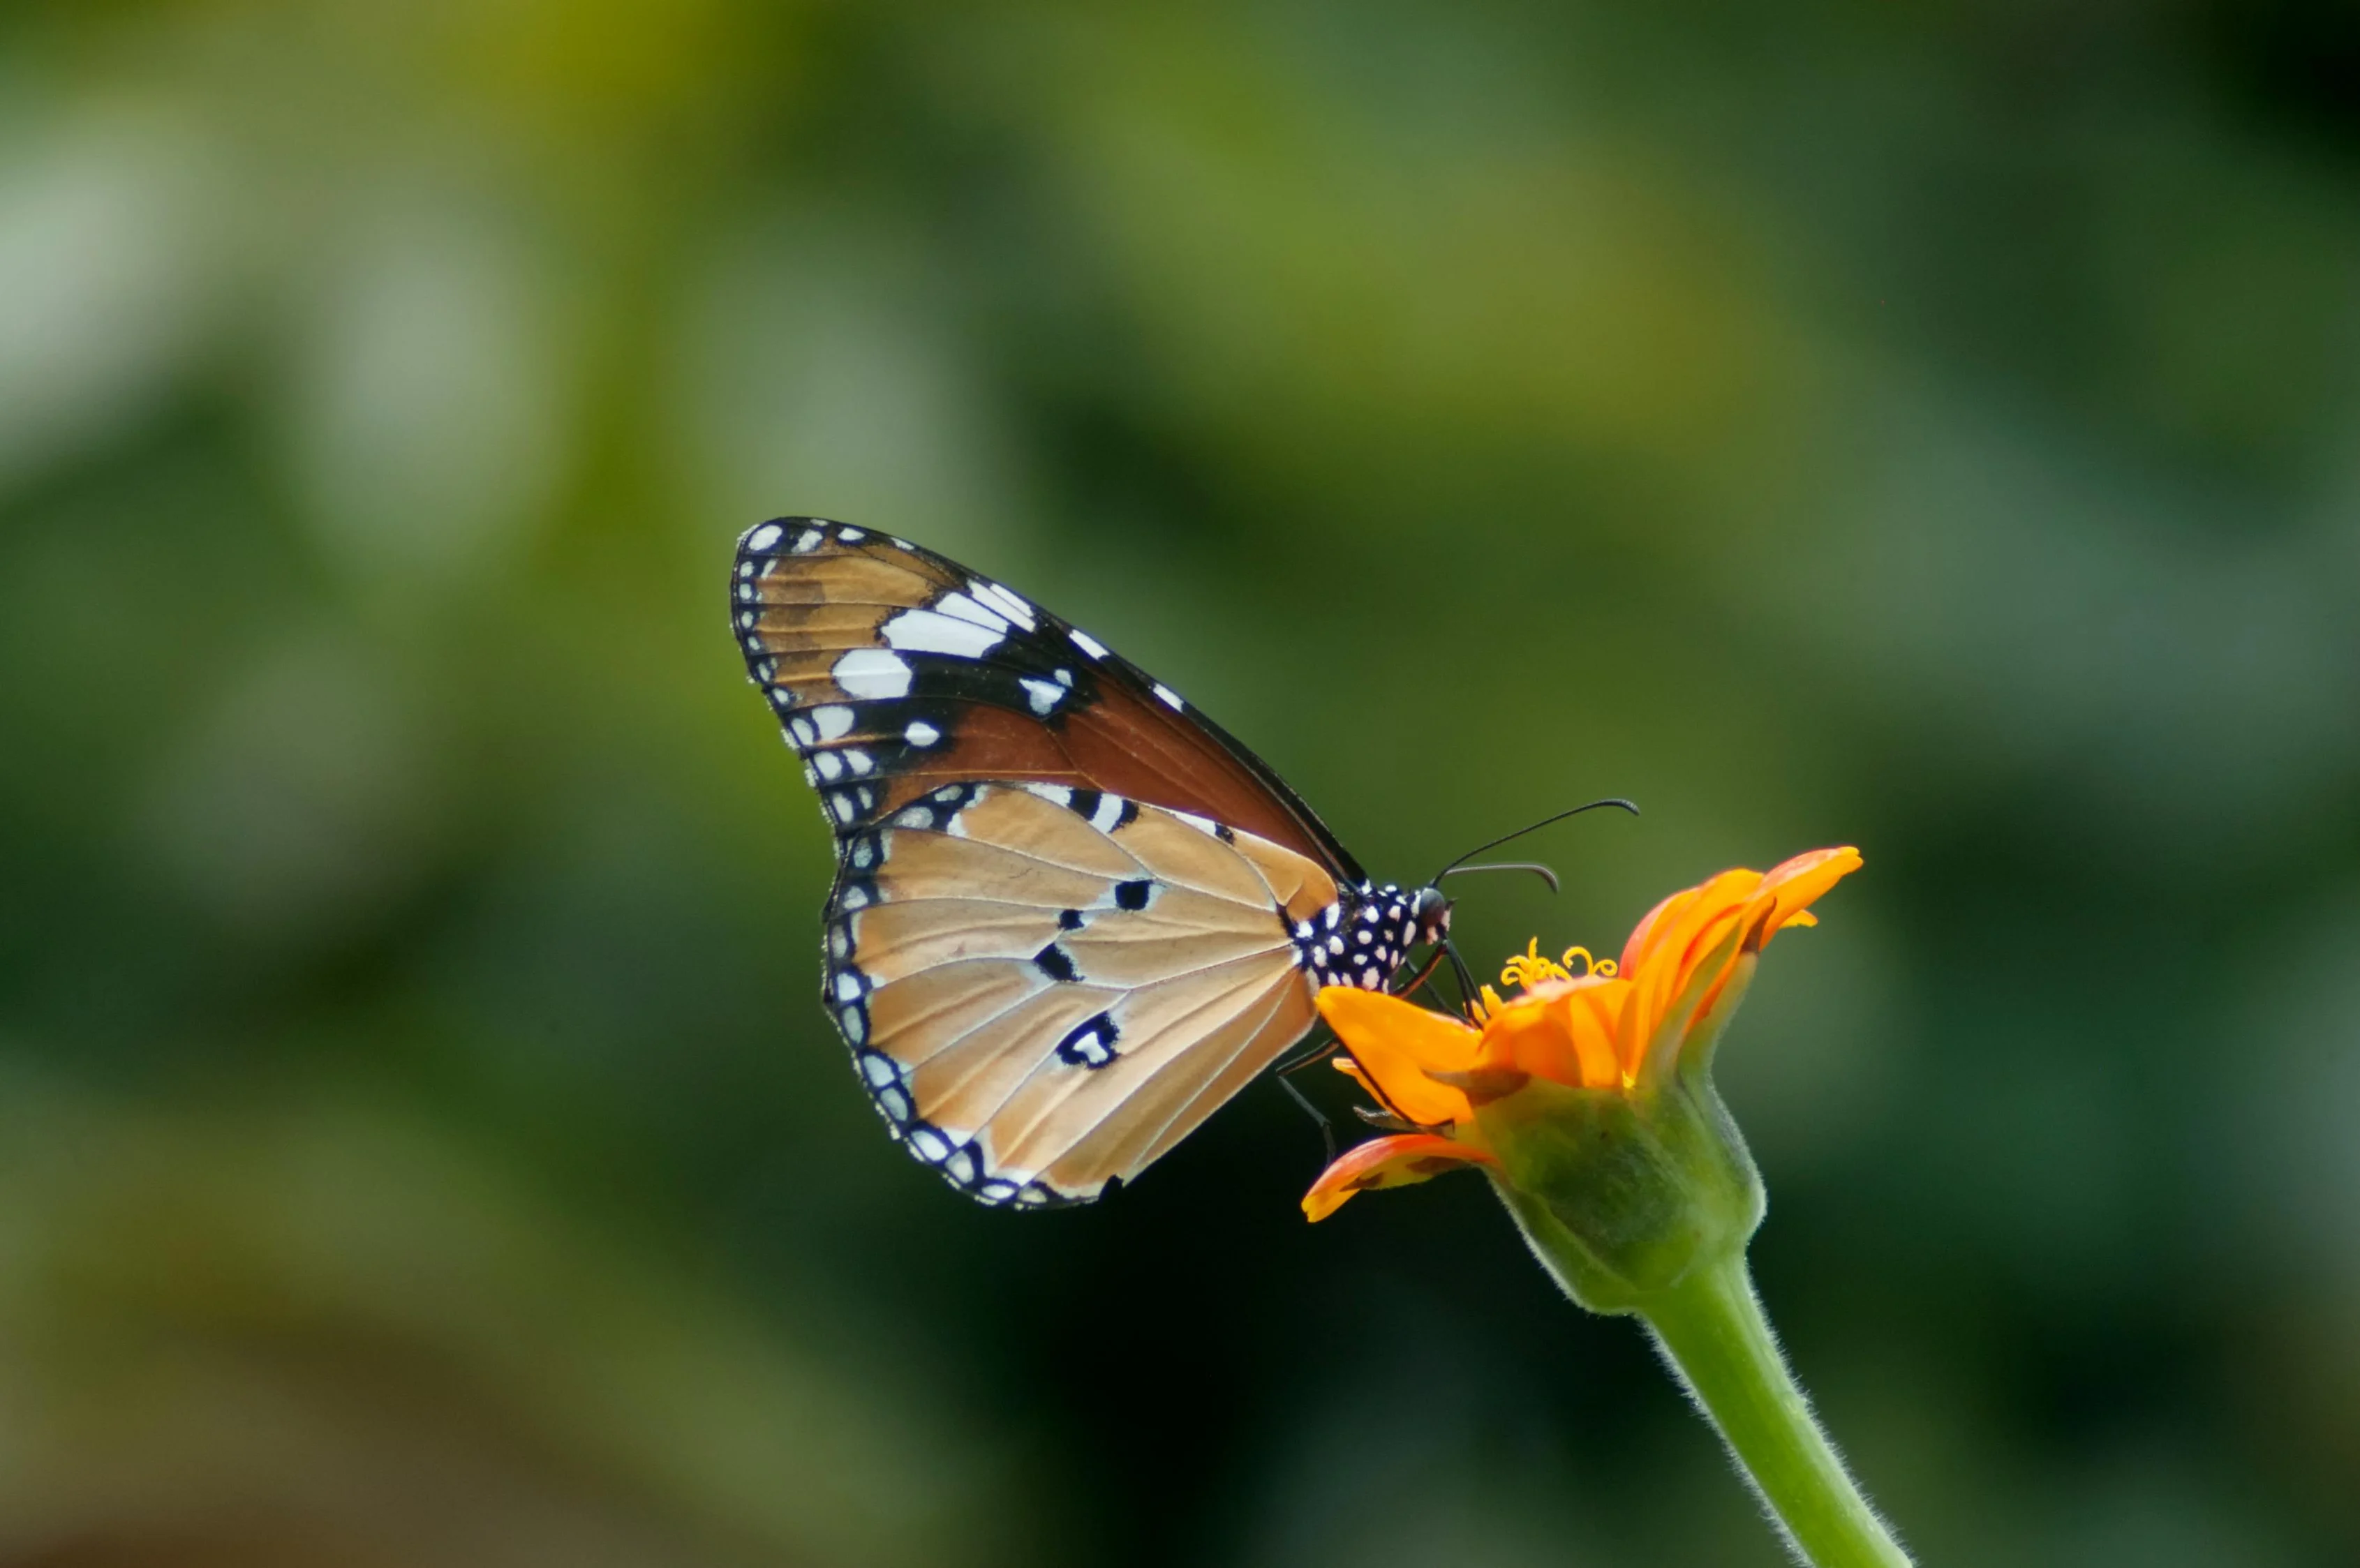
[766,551,951,606]
[1055,680,1330,860]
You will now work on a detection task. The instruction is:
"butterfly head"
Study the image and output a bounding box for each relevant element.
[1410,884,1453,947]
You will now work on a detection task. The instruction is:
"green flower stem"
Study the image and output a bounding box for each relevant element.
[1636,1253,1911,1568]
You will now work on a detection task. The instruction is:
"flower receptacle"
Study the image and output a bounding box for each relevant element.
[1477,1074,1764,1314]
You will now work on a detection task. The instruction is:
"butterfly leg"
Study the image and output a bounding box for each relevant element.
[1389,944,1451,1007]
[1273,1068,1337,1165]
[1273,1025,1341,1077]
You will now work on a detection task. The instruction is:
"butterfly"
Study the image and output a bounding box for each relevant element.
[731,518,1455,1209]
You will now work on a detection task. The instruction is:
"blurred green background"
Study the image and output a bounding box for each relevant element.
[4,1,2359,1563]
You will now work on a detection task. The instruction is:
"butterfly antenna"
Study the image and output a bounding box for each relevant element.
[1431,798,1638,884]
[1441,937,1482,1015]
[1436,860,1561,894]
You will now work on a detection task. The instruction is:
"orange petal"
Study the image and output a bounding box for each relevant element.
[1300,1133,1494,1221]
[1478,976,1626,1088]
[1619,869,1760,978]
[1333,1053,1385,1103]
[1617,887,1690,978]
[1749,847,1861,952]
[1316,986,1480,1127]
[1619,897,1749,1068]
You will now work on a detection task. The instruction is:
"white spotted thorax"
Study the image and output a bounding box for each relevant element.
[1293,883,1439,992]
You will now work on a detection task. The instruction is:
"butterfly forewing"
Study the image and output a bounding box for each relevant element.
[731,520,1363,873]
[732,518,1432,1207]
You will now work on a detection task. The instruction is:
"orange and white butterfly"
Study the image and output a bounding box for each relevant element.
[732,520,1452,1208]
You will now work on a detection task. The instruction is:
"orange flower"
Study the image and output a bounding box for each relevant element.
[1302,847,1861,1220]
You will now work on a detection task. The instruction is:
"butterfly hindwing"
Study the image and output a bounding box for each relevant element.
[828,783,1338,1206]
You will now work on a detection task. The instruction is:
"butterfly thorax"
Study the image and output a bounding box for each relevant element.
[1292,882,1441,993]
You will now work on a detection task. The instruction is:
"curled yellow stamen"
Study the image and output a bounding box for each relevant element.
[1499,938,1572,992]
[1474,939,1622,1022]
[1496,937,1619,993]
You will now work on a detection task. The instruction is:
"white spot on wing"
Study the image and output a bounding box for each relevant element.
[1153,682,1185,710]
[1020,677,1064,714]
[972,579,1037,629]
[905,719,940,747]
[845,749,873,775]
[880,608,1004,660]
[788,717,817,748]
[933,592,1012,634]
[1173,811,1219,837]
[812,705,856,740]
[833,648,912,700]
[838,526,867,543]
[1069,628,1110,660]
[1025,784,1075,807]
[793,527,824,553]
[1090,795,1125,832]
[745,523,782,552]
[815,752,844,780]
